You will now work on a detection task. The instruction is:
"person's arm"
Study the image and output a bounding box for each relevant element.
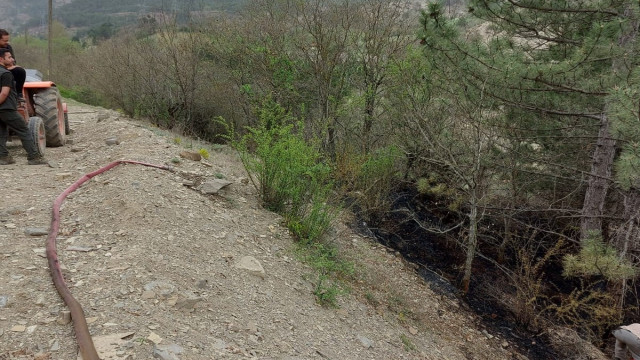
[0,85,9,105]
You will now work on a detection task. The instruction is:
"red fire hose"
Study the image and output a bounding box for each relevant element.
[46,160,174,360]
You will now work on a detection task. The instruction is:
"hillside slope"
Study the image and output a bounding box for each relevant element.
[1,101,533,359]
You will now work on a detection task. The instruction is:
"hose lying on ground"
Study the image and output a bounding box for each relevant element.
[46,160,174,360]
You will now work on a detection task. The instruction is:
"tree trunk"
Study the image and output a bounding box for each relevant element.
[580,113,616,242]
[581,4,639,244]
[362,88,375,152]
[461,190,478,294]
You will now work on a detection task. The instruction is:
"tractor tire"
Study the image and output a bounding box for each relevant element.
[28,116,46,158]
[64,112,70,135]
[34,87,66,147]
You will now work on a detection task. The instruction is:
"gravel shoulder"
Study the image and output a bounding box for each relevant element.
[1,101,525,359]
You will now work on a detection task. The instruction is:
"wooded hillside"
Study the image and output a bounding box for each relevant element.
[10,0,639,357]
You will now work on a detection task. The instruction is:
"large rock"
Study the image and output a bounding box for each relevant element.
[234,256,265,279]
[199,179,233,195]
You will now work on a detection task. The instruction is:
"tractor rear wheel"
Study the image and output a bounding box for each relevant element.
[28,116,46,157]
[64,113,70,135]
[34,87,66,147]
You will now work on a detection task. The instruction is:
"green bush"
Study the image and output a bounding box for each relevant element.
[353,145,402,219]
[236,98,334,243]
[234,98,353,306]
[58,85,107,107]
[564,232,637,280]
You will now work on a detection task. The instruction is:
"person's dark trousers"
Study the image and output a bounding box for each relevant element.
[0,110,38,159]
[10,67,26,96]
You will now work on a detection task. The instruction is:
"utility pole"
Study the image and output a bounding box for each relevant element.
[48,0,52,77]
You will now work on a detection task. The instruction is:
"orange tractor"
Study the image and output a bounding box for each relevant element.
[14,69,68,156]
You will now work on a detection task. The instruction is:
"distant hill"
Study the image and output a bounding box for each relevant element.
[0,0,246,34]
[0,0,71,31]
[56,0,248,28]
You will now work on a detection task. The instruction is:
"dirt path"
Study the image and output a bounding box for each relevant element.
[1,101,525,359]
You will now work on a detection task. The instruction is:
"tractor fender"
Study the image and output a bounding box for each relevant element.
[24,81,56,89]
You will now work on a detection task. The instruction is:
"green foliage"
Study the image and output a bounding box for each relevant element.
[199,148,210,160]
[313,274,342,307]
[400,334,417,352]
[298,241,354,308]
[564,233,638,281]
[233,97,351,306]
[88,23,116,43]
[236,98,334,243]
[347,146,402,219]
[57,86,106,107]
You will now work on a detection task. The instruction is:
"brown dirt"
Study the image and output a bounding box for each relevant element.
[1,101,529,359]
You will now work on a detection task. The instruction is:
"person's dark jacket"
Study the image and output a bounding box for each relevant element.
[0,66,17,111]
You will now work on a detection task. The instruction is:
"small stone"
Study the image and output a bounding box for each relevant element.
[57,311,71,325]
[199,179,233,194]
[195,279,208,289]
[502,341,509,348]
[212,338,226,350]
[148,331,163,344]
[5,223,16,229]
[11,325,26,332]
[25,227,49,236]
[357,334,373,349]
[179,151,201,161]
[409,326,418,335]
[55,172,74,180]
[50,340,60,351]
[32,248,47,258]
[27,325,37,334]
[105,137,120,145]
[96,113,109,122]
[35,294,45,306]
[144,281,176,298]
[0,295,8,308]
[234,256,265,279]
[142,290,156,299]
[246,321,258,334]
[175,291,202,310]
[153,344,183,360]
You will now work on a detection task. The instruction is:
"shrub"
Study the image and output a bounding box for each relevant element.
[236,98,334,244]
[564,232,638,281]
[338,145,401,220]
[199,148,210,159]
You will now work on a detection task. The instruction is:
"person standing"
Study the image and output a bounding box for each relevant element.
[0,48,47,165]
[0,29,26,103]
[613,323,640,360]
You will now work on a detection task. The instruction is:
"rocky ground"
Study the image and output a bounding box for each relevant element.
[0,100,590,360]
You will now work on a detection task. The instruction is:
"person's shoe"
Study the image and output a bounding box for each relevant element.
[17,93,25,106]
[27,157,49,165]
[0,156,16,165]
